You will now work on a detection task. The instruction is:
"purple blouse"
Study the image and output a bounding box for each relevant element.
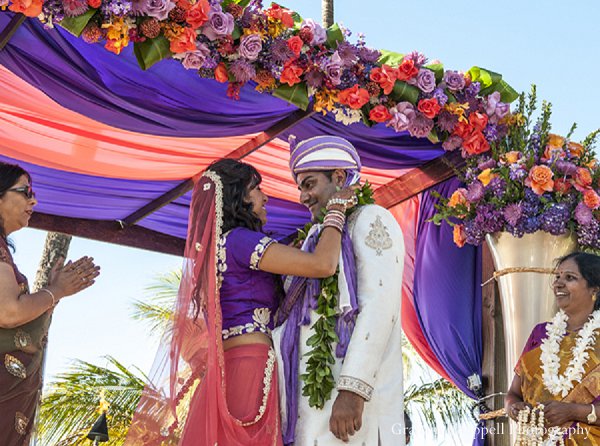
[218,227,280,340]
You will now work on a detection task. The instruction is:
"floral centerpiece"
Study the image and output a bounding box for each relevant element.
[431,86,600,252]
[4,0,517,145]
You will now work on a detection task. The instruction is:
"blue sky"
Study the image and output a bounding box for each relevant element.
[8,1,600,444]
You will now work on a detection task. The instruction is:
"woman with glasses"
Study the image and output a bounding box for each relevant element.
[0,161,100,445]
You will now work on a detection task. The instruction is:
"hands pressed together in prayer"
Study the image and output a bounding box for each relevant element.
[48,256,100,301]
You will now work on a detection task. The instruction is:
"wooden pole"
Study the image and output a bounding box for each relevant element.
[0,13,26,51]
[322,0,334,28]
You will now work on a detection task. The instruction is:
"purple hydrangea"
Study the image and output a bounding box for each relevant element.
[466,180,485,202]
[523,216,541,233]
[488,177,507,198]
[416,69,436,93]
[464,220,486,245]
[509,164,527,181]
[484,124,499,142]
[301,18,327,45]
[443,70,466,91]
[408,113,434,138]
[229,59,256,83]
[465,81,481,97]
[577,220,600,249]
[504,203,523,227]
[575,202,594,225]
[540,203,570,235]
[506,224,525,238]
[42,0,65,22]
[473,204,504,233]
[432,88,449,107]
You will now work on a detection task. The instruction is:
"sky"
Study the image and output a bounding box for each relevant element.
[7,1,600,445]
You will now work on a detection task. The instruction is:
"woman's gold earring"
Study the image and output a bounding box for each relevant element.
[335,185,341,192]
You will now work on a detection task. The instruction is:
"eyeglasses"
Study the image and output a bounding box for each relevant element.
[7,185,36,200]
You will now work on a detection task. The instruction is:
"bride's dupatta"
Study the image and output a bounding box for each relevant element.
[125,171,280,445]
[517,323,600,445]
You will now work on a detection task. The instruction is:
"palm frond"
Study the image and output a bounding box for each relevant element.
[36,356,146,446]
[130,270,180,334]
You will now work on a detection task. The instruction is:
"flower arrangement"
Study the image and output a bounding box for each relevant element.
[431,86,600,252]
[4,0,517,144]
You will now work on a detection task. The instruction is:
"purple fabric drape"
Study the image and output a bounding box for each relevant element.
[414,178,485,446]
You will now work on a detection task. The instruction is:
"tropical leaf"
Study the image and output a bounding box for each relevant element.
[390,80,419,104]
[468,66,519,103]
[378,49,405,67]
[425,63,444,83]
[130,270,180,334]
[134,36,172,71]
[273,82,309,110]
[325,23,343,49]
[59,8,97,37]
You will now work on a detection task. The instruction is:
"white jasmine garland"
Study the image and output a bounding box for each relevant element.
[540,309,600,397]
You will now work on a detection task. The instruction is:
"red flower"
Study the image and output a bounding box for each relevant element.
[267,4,294,27]
[553,178,572,194]
[417,98,441,119]
[287,36,303,57]
[338,85,370,110]
[469,111,488,132]
[88,0,101,8]
[462,131,490,156]
[280,61,303,86]
[215,63,229,83]
[396,59,418,81]
[369,65,397,95]
[453,121,474,139]
[8,0,42,17]
[185,0,209,29]
[369,105,392,123]
[169,27,197,54]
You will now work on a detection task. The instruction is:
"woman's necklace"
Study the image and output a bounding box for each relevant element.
[540,309,600,397]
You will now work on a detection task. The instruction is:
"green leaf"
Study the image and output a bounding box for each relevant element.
[59,8,97,37]
[273,82,309,110]
[325,23,344,49]
[390,80,420,104]
[468,66,519,103]
[480,79,519,103]
[427,129,440,144]
[232,24,242,40]
[134,36,172,71]
[425,63,444,83]
[378,49,405,67]
[223,0,251,7]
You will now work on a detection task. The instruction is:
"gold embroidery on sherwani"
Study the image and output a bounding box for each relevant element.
[364,215,392,256]
[15,412,28,435]
[5,354,26,379]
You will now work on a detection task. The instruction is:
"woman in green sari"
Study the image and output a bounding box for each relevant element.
[0,162,100,445]
[505,252,600,445]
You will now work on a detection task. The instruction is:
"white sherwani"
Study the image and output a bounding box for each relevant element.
[274,204,406,446]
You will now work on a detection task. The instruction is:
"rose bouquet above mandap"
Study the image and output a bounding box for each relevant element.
[4,0,517,146]
[431,86,600,252]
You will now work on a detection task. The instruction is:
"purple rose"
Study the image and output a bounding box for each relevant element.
[408,113,434,138]
[443,70,466,91]
[301,19,326,45]
[203,8,234,41]
[416,69,436,93]
[323,52,342,86]
[138,0,174,21]
[575,202,594,225]
[442,135,462,151]
[180,43,211,70]
[239,33,262,61]
[387,102,416,133]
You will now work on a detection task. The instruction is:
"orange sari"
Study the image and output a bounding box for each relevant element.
[517,322,600,445]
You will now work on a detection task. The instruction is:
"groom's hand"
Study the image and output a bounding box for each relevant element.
[329,390,365,442]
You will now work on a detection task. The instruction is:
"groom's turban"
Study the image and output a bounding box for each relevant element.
[288,135,362,184]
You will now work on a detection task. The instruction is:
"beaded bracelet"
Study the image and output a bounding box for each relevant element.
[326,195,358,212]
[40,288,57,308]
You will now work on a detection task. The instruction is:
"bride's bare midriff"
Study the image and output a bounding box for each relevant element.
[223,332,272,351]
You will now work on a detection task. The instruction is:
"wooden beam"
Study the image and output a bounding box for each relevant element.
[121,107,315,226]
[0,13,26,51]
[373,151,463,209]
[29,213,185,256]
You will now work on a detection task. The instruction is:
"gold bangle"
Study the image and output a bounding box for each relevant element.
[40,288,57,308]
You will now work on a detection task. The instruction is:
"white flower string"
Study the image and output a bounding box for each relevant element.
[515,404,565,446]
[540,309,600,397]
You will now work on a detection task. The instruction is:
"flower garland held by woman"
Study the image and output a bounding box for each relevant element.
[505,252,600,445]
[0,162,100,445]
[124,159,358,445]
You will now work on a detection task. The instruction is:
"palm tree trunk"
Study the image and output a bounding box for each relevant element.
[32,232,72,292]
[322,0,334,28]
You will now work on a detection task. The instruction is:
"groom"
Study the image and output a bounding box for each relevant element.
[275,135,406,445]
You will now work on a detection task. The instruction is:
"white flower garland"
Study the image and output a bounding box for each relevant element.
[540,309,600,397]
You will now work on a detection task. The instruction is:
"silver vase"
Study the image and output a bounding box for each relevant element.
[485,231,577,390]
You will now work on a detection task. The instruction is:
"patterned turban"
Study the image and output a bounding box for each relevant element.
[288,135,362,185]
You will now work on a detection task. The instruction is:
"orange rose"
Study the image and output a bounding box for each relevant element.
[463,131,490,156]
[214,63,229,83]
[583,189,600,210]
[280,61,303,86]
[477,168,497,187]
[338,84,370,110]
[453,224,467,248]
[396,59,418,81]
[543,144,565,161]
[8,0,42,17]
[417,98,441,119]
[287,36,303,57]
[453,121,474,139]
[525,165,554,195]
[574,167,593,192]
[448,188,468,208]
[553,178,572,194]
[88,0,101,8]
[369,105,392,123]
[546,133,565,149]
[567,141,584,158]
[370,65,397,95]
[503,151,521,164]
[170,27,197,54]
[469,112,488,132]
[185,0,210,29]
